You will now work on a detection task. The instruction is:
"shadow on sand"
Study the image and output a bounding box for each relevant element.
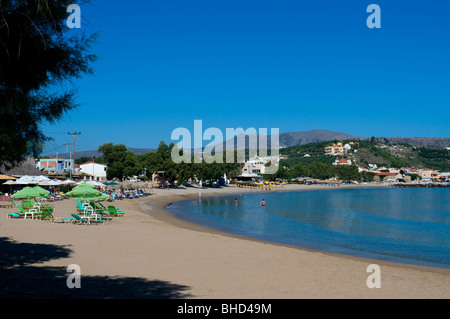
[0,237,191,299]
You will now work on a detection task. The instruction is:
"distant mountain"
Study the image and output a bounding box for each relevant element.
[46,147,156,159]
[369,137,450,148]
[278,131,449,148]
[278,129,360,147]
[278,131,450,148]
[196,129,361,151]
[44,131,450,159]
[127,147,157,155]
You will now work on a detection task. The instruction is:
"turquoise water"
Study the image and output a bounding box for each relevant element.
[168,188,450,268]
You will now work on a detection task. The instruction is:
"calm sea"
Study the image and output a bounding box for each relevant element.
[168,187,450,268]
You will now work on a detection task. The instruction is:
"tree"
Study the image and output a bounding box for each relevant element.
[98,143,139,180]
[292,162,310,177]
[0,1,97,169]
[334,165,359,180]
[309,162,334,180]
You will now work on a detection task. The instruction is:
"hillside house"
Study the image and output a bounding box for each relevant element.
[334,157,352,165]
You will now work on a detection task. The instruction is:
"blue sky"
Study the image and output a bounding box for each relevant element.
[42,0,450,154]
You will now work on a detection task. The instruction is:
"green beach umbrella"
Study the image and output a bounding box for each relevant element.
[66,186,110,202]
[72,182,96,190]
[73,192,109,201]
[66,186,101,198]
[31,186,51,198]
[10,186,50,206]
[11,186,49,199]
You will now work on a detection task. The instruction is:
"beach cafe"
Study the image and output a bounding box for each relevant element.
[232,173,264,189]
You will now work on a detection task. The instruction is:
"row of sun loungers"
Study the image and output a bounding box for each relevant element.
[7,200,125,225]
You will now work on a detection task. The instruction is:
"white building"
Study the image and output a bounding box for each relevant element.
[242,156,279,175]
[343,143,352,152]
[78,161,107,181]
[333,157,352,165]
[37,158,75,174]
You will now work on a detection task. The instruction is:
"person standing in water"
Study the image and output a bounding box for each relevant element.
[261,199,266,207]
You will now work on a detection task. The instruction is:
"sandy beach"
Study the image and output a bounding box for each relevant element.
[0,183,449,299]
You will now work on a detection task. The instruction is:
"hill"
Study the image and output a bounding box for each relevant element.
[279,129,360,147]
[200,129,449,151]
[198,129,360,152]
[369,137,450,148]
[280,139,450,171]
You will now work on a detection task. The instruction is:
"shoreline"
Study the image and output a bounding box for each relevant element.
[1,183,449,298]
[139,183,450,275]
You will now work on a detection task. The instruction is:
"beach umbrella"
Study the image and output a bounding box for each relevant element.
[73,192,109,201]
[69,182,95,192]
[73,182,95,189]
[104,181,120,186]
[3,180,18,185]
[66,186,100,197]
[10,186,35,206]
[65,186,109,203]
[15,175,51,185]
[60,179,76,185]
[31,186,51,198]
[11,187,40,199]
[38,180,60,186]
[86,180,105,187]
[10,186,50,205]
[67,188,110,204]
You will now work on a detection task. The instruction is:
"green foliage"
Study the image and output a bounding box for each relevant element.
[417,147,450,171]
[97,138,449,183]
[0,0,97,169]
[75,156,105,165]
[292,162,310,177]
[407,173,421,181]
[308,162,335,180]
[360,171,377,182]
[101,142,243,183]
[334,165,359,180]
[98,143,141,180]
[282,139,450,172]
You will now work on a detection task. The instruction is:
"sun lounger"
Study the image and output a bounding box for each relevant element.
[8,205,41,219]
[8,205,24,218]
[76,201,95,216]
[102,202,123,212]
[46,208,75,223]
[85,209,111,222]
[21,199,34,210]
[99,202,123,214]
[107,205,125,217]
[8,211,23,218]
[71,213,104,225]
[88,202,112,220]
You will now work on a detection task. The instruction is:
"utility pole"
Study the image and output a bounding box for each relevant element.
[65,143,73,179]
[68,132,81,176]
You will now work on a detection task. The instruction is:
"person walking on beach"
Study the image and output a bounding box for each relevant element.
[261,199,266,207]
